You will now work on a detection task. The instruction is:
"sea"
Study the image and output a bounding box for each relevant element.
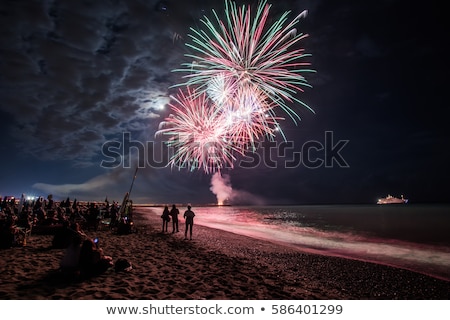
[142,203,450,281]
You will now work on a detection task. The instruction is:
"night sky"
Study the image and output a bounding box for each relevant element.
[0,0,447,205]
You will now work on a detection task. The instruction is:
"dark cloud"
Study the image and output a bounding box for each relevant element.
[0,0,186,165]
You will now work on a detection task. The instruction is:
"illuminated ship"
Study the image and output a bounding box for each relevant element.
[377,194,408,204]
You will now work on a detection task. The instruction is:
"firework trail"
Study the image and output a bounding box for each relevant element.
[172,0,315,124]
[157,0,314,173]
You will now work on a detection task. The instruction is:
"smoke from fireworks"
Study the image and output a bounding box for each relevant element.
[156,0,314,179]
[209,172,267,205]
[209,172,233,205]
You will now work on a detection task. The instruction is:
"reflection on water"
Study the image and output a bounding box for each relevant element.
[143,205,450,281]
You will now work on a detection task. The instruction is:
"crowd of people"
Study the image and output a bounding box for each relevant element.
[1,194,197,280]
[0,194,134,247]
[0,194,122,279]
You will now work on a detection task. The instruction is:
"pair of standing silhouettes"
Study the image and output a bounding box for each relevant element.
[161,204,178,233]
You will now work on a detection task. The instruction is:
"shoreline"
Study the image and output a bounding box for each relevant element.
[193,223,450,283]
[0,207,449,299]
[143,205,450,282]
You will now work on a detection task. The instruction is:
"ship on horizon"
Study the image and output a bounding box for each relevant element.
[377,194,408,205]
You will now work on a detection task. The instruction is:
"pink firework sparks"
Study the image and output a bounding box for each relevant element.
[222,84,283,150]
[156,88,240,173]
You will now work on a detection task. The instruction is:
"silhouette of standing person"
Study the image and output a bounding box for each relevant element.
[161,205,170,233]
[169,204,179,233]
[183,205,195,240]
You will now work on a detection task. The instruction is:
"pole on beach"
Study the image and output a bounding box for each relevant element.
[128,166,138,198]
[120,166,138,216]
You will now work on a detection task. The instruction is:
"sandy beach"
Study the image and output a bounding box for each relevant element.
[0,207,449,300]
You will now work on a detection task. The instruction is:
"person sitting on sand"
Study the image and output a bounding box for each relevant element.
[71,221,87,238]
[161,205,170,233]
[117,216,134,234]
[59,232,83,275]
[52,220,73,249]
[169,204,179,233]
[53,221,86,249]
[0,219,17,248]
[183,205,195,240]
[78,238,113,278]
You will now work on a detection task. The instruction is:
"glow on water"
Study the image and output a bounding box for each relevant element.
[143,205,450,281]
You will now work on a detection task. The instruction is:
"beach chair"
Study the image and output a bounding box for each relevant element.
[14,225,32,246]
[14,216,33,246]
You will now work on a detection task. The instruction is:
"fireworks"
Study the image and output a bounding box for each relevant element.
[173,0,315,121]
[156,88,239,173]
[223,83,282,149]
[157,0,314,173]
